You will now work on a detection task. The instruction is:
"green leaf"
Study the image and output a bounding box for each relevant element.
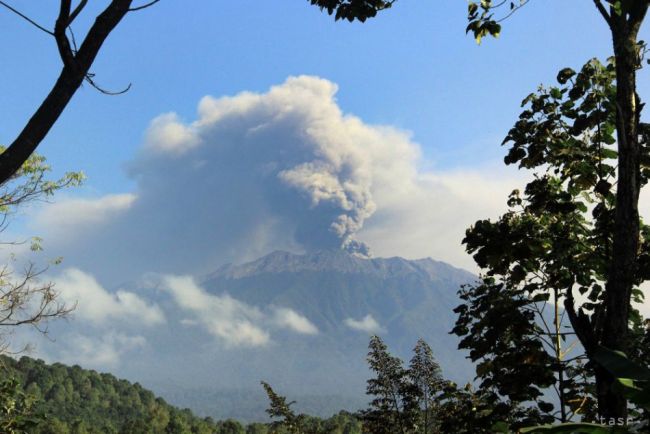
[556,67,576,84]
[520,423,611,433]
[531,293,550,302]
[491,421,512,433]
[593,347,650,381]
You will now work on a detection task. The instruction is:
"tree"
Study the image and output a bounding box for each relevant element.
[309,0,395,22]
[315,0,650,421]
[455,56,650,427]
[0,152,81,433]
[261,381,305,434]
[407,339,443,434]
[361,336,535,433]
[362,336,419,434]
[217,419,246,434]
[0,378,41,434]
[0,150,82,353]
[464,0,650,422]
[0,0,162,185]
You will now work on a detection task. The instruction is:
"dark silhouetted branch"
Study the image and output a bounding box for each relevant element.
[0,1,53,35]
[129,0,160,12]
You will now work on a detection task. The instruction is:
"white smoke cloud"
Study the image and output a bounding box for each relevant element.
[144,113,200,155]
[163,274,270,347]
[161,275,318,346]
[271,307,318,335]
[359,166,525,269]
[55,268,165,326]
[32,194,136,237]
[344,314,385,334]
[59,332,147,369]
[28,75,527,283]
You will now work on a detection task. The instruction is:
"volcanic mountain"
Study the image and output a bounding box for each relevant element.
[134,249,477,420]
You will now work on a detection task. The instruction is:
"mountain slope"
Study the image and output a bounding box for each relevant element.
[1,355,362,433]
[150,250,476,420]
[32,249,476,422]
[203,250,474,360]
[0,355,221,434]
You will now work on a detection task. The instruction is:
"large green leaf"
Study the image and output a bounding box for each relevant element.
[520,423,616,433]
[593,347,650,381]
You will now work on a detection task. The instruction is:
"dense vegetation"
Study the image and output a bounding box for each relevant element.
[260,337,515,434]
[0,355,361,434]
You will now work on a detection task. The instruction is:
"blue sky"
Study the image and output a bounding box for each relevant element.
[0,1,633,193]
[2,0,650,277]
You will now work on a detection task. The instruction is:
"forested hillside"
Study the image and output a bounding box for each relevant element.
[0,356,361,434]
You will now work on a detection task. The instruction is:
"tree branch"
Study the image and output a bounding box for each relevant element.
[68,0,88,26]
[129,0,160,12]
[54,0,77,71]
[0,1,53,35]
[496,0,530,24]
[0,0,134,185]
[564,285,597,356]
[593,0,613,28]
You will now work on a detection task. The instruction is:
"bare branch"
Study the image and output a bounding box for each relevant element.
[496,0,530,24]
[0,1,53,35]
[129,0,160,12]
[68,0,88,25]
[0,0,134,184]
[84,73,132,95]
[593,0,613,28]
[54,0,77,70]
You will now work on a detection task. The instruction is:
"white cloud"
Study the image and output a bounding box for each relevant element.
[161,275,319,346]
[163,275,270,347]
[55,268,165,326]
[344,314,385,334]
[359,166,524,270]
[144,113,200,155]
[27,76,524,283]
[59,332,146,369]
[33,194,136,232]
[271,307,318,335]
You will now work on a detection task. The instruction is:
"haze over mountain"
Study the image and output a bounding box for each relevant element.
[24,249,475,421]
[16,250,474,420]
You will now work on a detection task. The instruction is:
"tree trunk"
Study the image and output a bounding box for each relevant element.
[599,10,646,422]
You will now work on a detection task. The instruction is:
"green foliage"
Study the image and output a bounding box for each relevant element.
[434,381,544,434]
[408,339,444,433]
[357,336,543,433]
[0,149,84,353]
[516,347,650,433]
[466,0,502,44]
[362,335,419,434]
[308,0,395,22]
[261,382,362,434]
[0,377,42,434]
[262,381,304,434]
[261,337,452,434]
[0,354,366,434]
[592,348,650,413]
[0,356,221,434]
[452,57,650,423]
[0,146,84,214]
[363,336,499,434]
